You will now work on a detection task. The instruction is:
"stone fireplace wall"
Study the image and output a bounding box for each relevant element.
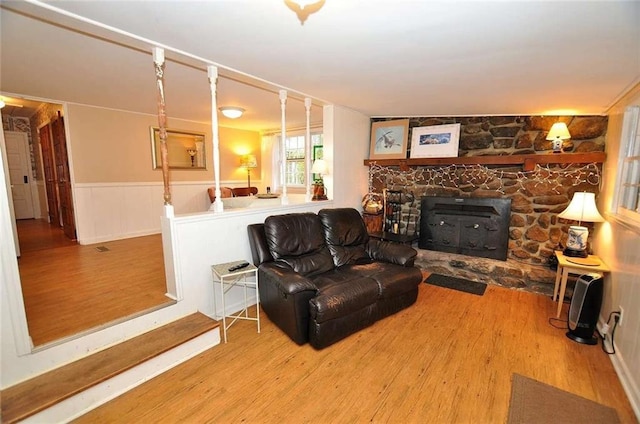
[369,115,608,294]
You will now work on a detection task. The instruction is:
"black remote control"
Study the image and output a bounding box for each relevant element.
[228,261,250,272]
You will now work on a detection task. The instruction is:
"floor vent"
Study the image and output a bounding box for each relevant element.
[95,246,110,252]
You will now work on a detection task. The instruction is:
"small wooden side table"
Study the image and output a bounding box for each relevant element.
[552,251,610,318]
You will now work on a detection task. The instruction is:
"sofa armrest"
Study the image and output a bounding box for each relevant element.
[366,239,417,267]
[259,262,318,296]
[258,262,318,345]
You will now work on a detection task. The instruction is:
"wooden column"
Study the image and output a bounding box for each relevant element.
[152,47,171,207]
[208,65,224,213]
[279,90,289,205]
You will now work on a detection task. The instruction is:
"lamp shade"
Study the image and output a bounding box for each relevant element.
[311,159,328,175]
[219,106,244,119]
[546,122,571,141]
[558,192,604,224]
[240,154,257,168]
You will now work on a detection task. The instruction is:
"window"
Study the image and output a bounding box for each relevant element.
[613,105,640,227]
[282,133,323,186]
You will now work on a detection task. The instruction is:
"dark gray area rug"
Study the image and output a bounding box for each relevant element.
[424,273,487,296]
[508,374,620,424]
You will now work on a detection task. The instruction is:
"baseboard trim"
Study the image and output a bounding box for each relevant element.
[598,317,640,422]
[78,229,160,245]
[610,344,640,422]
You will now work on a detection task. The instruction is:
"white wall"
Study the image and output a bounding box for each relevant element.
[323,105,370,209]
[72,104,370,244]
[593,83,640,419]
[73,180,259,244]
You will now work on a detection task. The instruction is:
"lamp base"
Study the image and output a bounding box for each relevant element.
[312,184,327,201]
[563,247,588,258]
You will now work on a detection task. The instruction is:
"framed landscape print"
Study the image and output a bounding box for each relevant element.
[409,123,461,158]
[369,119,409,160]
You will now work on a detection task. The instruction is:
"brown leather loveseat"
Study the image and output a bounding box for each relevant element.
[247,208,423,349]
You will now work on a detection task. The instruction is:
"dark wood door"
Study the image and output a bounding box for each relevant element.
[51,115,76,240]
[38,123,60,227]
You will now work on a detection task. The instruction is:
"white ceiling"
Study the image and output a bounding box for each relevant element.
[1,0,639,131]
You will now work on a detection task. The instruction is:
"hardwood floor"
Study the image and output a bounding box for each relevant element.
[74,282,636,423]
[16,218,77,253]
[16,219,171,347]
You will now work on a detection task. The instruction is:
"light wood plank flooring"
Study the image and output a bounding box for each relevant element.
[74,282,636,423]
[16,220,171,347]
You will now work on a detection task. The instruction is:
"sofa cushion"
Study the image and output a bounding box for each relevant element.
[264,213,334,277]
[318,208,371,267]
[340,262,423,299]
[309,275,380,323]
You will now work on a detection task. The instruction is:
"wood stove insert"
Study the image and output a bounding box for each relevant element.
[419,196,512,261]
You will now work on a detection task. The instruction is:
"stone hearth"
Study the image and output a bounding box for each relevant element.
[415,249,557,296]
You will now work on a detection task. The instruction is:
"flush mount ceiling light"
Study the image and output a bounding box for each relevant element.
[284,0,326,25]
[219,106,245,119]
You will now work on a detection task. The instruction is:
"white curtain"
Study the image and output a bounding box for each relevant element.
[262,134,280,193]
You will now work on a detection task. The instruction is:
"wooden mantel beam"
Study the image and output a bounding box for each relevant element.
[363,152,606,171]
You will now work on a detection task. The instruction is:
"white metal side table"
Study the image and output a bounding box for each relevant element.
[211,260,260,343]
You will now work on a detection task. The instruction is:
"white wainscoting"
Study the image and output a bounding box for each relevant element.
[73,181,256,245]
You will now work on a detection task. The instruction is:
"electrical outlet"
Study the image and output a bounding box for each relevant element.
[601,323,609,335]
[618,307,624,327]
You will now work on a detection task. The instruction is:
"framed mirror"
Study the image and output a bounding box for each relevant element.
[150,127,206,169]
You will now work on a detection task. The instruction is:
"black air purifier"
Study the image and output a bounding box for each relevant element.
[566,273,603,345]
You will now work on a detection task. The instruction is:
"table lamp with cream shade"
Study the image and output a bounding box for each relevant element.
[558,192,605,258]
[546,122,571,153]
[240,154,257,188]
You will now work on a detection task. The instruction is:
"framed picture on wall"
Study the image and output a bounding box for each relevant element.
[369,119,409,160]
[409,123,460,158]
[150,127,206,169]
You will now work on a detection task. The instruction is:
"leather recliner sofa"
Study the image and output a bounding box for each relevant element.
[247,207,423,349]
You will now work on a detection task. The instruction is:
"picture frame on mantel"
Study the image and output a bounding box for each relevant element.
[369,119,410,160]
[410,123,461,158]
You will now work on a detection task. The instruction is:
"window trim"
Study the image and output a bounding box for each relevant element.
[611,105,640,232]
[280,131,323,187]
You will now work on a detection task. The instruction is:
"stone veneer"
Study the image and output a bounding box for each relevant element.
[370,115,608,295]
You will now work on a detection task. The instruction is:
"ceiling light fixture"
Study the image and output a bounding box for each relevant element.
[284,0,326,25]
[219,106,245,119]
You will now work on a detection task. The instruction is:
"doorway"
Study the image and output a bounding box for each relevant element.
[5,131,35,219]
